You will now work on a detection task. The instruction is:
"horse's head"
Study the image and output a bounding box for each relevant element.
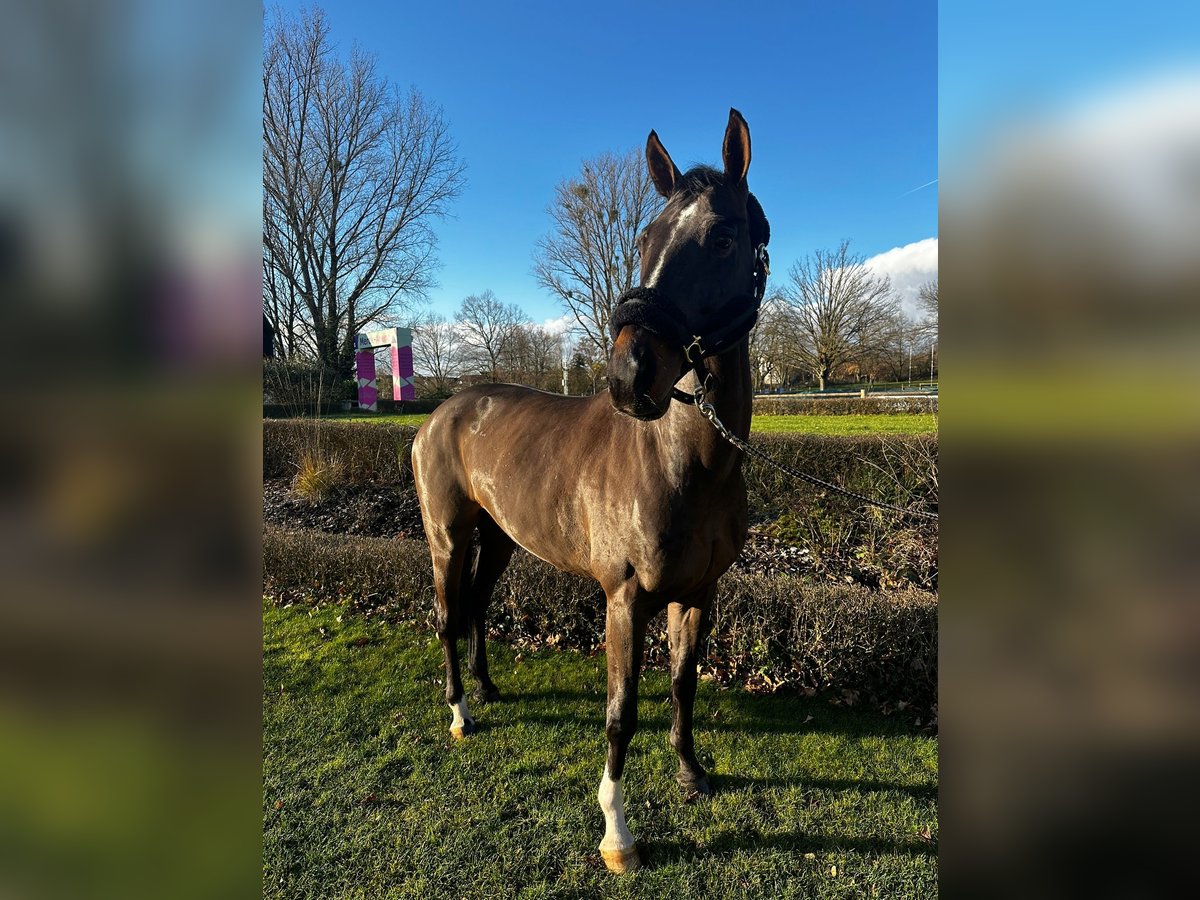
[608,108,769,421]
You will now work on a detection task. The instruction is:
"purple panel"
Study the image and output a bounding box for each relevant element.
[355,348,378,411]
[395,342,415,400]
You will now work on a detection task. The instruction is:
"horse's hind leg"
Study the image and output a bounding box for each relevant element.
[667,584,716,796]
[426,502,480,739]
[466,513,515,702]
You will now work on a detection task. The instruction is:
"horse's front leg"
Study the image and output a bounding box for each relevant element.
[597,585,647,874]
[668,586,716,796]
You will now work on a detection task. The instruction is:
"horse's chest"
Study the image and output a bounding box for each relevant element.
[615,487,747,595]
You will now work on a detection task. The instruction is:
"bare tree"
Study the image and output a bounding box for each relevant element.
[748,297,800,393]
[263,5,465,377]
[502,324,561,391]
[778,240,901,390]
[916,278,938,345]
[262,237,306,359]
[456,290,525,382]
[533,149,662,360]
[411,314,463,396]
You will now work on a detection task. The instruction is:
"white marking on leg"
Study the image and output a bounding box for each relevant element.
[597,767,634,853]
[449,697,473,732]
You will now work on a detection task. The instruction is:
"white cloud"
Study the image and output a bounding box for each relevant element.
[864,237,938,320]
[968,71,1200,281]
[538,313,576,337]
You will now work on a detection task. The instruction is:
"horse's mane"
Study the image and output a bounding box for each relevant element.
[676,165,771,248]
[676,165,726,195]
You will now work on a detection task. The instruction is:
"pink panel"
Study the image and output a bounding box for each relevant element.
[395,343,415,400]
[355,349,378,410]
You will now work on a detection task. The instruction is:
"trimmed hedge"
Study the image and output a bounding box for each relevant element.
[743,433,938,520]
[264,420,938,589]
[752,395,937,416]
[263,358,353,408]
[264,419,937,506]
[263,402,346,418]
[263,398,444,419]
[264,526,937,714]
[375,398,443,414]
[264,421,417,483]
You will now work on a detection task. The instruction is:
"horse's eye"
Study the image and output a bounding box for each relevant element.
[714,234,734,252]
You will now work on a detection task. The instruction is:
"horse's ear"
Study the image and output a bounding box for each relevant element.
[646,130,681,198]
[722,108,751,185]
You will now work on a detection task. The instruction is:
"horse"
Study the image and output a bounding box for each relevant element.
[411,108,770,874]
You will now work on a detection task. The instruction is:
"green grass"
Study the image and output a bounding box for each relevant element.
[749,414,937,436]
[324,412,431,426]
[264,600,937,899]
[322,412,937,435]
[773,382,937,394]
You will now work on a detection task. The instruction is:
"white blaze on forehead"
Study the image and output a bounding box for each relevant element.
[644,198,706,289]
[597,767,634,852]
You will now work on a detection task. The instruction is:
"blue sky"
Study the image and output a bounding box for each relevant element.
[940,1,1200,163]
[274,0,937,324]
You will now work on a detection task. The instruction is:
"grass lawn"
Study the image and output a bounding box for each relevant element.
[264,600,937,899]
[770,382,937,394]
[749,414,937,436]
[323,412,937,436]
[326,412,431,427]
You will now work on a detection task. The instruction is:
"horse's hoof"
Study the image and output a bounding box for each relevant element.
[449,719,476,740]
[600,845,641,874]
[678,772,711,799]
[474,684,501,703]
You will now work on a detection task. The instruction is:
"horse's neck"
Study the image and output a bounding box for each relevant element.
[706,339,753,439]
[657,339,752,478]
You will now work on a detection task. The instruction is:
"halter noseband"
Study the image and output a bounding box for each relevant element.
[608,242,770,404]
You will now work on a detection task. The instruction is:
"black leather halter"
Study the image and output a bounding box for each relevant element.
[608,243,770,404]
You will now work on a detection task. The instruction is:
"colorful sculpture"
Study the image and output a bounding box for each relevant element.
[355,327,415,410]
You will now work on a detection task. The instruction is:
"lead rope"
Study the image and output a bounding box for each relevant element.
[694,396,939,521]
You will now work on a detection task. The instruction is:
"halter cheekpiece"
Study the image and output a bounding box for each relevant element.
[608,242,770,404]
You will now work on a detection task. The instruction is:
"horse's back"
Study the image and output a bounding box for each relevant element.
[414,383,602,471]
[412,385,608,572]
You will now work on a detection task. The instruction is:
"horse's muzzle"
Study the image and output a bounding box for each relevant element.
[608,325,680,421]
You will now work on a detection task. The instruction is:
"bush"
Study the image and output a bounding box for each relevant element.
[742,433,938,590]
[292,450,344,502]
[263,420,418,483]
[263,359,353,410]
[742,433,938,520]
[375,398,444,414]
[710,572,936,712]
[264,421,939,588]
[264,419,939,589]
[753,395,937,415]
[263,526,937,714]
[265,420,937,503]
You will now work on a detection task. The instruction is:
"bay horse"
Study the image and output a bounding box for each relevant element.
[412,109,769,873]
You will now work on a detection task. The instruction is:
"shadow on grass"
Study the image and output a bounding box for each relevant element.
[642,829,937,865]
[500,687,919,739]
[714,773,937,802]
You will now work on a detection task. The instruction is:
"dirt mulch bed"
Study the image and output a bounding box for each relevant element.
[264,478,818,580]
[263,479,424,541]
